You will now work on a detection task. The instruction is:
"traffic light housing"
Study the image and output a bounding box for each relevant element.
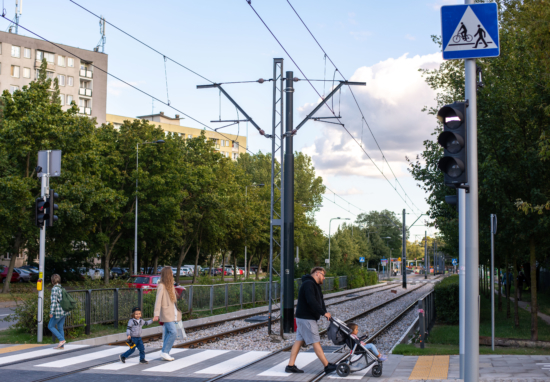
[44,189,59,227]
[35,197,45,227]
[437,101,468,188]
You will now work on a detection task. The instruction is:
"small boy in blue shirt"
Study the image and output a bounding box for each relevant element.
[120,307,153,364]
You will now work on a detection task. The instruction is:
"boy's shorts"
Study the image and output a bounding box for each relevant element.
[295,318,320,345]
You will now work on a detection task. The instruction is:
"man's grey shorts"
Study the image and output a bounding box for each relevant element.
[295,318,320,345]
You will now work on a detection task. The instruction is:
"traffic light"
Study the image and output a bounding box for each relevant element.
[44,189,59,227]
[35,197,45,227]
[437,101,468,188]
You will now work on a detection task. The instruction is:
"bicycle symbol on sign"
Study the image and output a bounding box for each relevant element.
[453,22,473,43]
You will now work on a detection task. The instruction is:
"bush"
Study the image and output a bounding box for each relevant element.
[434,275,459,324]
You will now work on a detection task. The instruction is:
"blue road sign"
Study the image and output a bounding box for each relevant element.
[441,3,499,60]
[359,257,365,263]
[452,259,457,266]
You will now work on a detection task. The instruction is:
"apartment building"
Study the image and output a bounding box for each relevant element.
[107,112,247,160]
[0,31,108,124]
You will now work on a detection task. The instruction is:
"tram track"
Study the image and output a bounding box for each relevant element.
[6,277,441,382]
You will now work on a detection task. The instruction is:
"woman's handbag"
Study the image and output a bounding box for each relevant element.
[174,303,186,340]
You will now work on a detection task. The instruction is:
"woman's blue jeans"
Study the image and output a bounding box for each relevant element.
[48,315,66,342]
[162,321,177,354]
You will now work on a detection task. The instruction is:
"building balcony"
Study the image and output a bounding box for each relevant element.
[79,69,93,78]
[79,88,92,97]
[79,107,92,115]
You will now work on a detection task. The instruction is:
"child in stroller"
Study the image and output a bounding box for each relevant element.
[327,318,385,378]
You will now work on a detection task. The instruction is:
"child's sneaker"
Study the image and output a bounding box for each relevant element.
[119,355,126,363]
[140,359,148,364]
[379,354,388,362]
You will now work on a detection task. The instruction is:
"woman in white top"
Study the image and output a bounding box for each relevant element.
[153,267,180,361]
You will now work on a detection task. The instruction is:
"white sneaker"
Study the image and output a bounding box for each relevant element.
[160,352,174,361]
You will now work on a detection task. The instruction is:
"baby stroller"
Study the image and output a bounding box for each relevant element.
[327,317,383,378]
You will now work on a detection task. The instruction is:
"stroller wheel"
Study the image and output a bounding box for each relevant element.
[372,364,383,378]
[336,363,351,377]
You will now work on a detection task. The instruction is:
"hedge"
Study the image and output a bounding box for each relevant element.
[434,275,459,324]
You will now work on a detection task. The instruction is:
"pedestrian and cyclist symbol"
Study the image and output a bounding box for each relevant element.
[441,3,500,60]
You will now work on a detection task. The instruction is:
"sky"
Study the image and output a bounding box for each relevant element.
[2,0,464,243]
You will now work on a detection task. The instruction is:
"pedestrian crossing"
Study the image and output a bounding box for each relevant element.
[0,344,88,365]
[0,345,344,380]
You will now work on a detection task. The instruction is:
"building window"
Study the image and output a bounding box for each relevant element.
[67,57,74,67]
[226,140,229,146]
[57,56,65,67]
[37,50,55,63]
[0,43,2,54]
[188,134,192,139]
[24,48,31,59]
[11,46,20,58]
[11,65,20,78]
[23,67,30,78]
[233,153,238,160]
[67,95,73,105]
[59,94,64,106]
[68,76,74,86]
[58,74,65,86]
[9,85,19,94]
[46,71,54,80]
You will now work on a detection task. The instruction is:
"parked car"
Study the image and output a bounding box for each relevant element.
[19,265,38,272]
[212,268,227,276]
[224,267,234,276]
[111,267,126,278]
[366,268,377,272]
[238,267,247,275]
[14,268,32,282]
[0,265,20,283]
[21,267,39,282]
[127,275,186,297]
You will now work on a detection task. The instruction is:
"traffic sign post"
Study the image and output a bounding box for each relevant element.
[359,257,365,268]
[440,2,500,380]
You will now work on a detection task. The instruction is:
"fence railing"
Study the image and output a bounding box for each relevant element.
[63,276,350,334]
[416,290,436,349]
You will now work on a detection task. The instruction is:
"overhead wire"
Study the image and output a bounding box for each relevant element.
[245,1,421,217]
[283,0,424,216]
[0,16,256,162]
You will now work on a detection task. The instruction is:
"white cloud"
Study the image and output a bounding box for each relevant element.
[300,52,443,179]
[405,34,416,41]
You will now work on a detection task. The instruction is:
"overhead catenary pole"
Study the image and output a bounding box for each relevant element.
[464,0,480,378]
[459,188,466,379]
[424,231,428,280]
[402,209,407,288]
[282,71,295,334]
[490,214,496,351]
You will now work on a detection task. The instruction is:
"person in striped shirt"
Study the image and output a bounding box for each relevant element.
[49,274,69,350]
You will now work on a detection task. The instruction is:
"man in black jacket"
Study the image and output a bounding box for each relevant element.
[285,267,337,374]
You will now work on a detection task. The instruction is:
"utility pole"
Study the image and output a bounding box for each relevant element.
[402,209,407,288]
[14,0,22,34]
[282,71,295,334]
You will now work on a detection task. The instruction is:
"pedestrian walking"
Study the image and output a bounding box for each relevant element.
[119,307,153,364]
[286,267,337,375]
[48,274,69,350]
[474,25,488,48]
[153,266,181,361]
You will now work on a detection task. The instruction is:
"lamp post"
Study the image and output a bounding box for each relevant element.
[328,217,350,268]
[245,183,264,278]
[135,139,165,275]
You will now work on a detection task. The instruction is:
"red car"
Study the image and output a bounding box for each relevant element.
[128,275,186,297]
[213,268,228,276]
[0,265,20,284]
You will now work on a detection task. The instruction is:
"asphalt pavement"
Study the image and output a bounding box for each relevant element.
[0,307,16,331]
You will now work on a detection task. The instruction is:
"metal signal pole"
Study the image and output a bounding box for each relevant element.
[464,0,480,378]
[402,209,407,288]
[459,188,466,378]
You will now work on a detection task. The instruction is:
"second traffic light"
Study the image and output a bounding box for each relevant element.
[44,189,59,227]
[437,101,468,188]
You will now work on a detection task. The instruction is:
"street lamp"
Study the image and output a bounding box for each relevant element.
[328,217,350,268]
[245,183,264,278]
[134,139,165,275]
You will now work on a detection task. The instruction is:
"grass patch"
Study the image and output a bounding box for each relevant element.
[0,322,161,344]
[0,293,31,303]
[393,343,550,356]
